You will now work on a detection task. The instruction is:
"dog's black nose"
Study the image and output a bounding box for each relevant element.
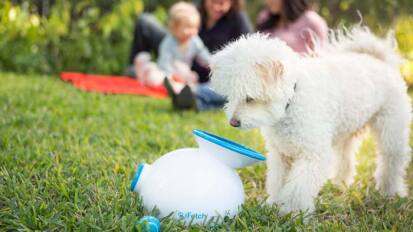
[230,118,241,127]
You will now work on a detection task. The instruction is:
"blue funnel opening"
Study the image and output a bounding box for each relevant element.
[192,129,266,161]
[130,163,145,192]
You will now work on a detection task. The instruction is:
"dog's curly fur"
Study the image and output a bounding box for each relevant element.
[210,27,412,215]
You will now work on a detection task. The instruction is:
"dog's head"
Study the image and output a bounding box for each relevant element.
[210,33,298,130]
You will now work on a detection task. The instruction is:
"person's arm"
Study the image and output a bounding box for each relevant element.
[193,36,211,67]
[235,11,254,35]
[157,36,175,74]
[305,11,328,47]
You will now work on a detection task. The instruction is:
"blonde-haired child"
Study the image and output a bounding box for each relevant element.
[135,1,224,110]
[158,2,210,90]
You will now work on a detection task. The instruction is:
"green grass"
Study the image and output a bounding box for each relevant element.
[1,72,413,231]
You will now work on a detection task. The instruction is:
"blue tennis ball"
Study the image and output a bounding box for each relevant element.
[137,216,160,232]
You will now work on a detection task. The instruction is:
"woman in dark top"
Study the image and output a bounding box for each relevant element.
[128,0,253,83]
[198,0,252,53]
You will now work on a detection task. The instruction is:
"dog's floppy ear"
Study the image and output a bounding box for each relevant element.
[255,60,284,84]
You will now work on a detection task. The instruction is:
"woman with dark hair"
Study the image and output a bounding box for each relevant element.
[194,0,252,83]
[256,0,328,54]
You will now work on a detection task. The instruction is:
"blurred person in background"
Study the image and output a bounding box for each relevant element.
[128,0,253,110]
[134,2,210,89]
[256,0,328,54]
[128,0,253,81]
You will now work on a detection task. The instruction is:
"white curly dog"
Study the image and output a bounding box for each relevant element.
[210,28,412,215]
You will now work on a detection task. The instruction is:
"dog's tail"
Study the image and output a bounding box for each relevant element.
[327,26,402,68]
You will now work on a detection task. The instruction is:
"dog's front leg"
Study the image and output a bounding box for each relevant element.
[266,149,287,205]
[276,150,334,215]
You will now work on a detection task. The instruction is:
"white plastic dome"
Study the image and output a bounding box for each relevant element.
[131,129,266,225]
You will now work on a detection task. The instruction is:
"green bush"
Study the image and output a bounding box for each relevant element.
[397,17,413,85]
[0,0,143,75]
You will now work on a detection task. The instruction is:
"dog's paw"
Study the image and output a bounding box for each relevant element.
[265,195,308,217]
[376,182,408,197]
[375,172,408,197]
[276,188,316,216]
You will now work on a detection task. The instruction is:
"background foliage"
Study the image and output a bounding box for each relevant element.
[0,0,412,80]
[0,0,143,75]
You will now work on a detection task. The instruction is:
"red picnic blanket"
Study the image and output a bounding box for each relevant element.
[60,72,168,99]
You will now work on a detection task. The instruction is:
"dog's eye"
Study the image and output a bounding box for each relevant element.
[246,96,254,103]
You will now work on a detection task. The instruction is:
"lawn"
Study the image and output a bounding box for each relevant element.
[1,72,413,231]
